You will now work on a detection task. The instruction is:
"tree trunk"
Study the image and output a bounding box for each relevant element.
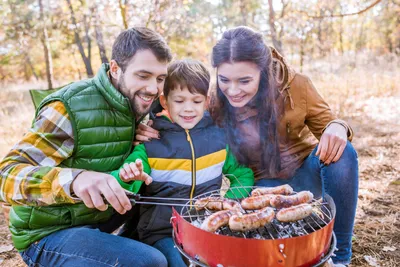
[92,5,109,64]
[300,39,305,73]
[338,17,344,55]
[39,0,54,89]
[25,52,39,81]
[81,1,92,66]
[267,0,283,54]
[66,0,94,77]
[239,0,247,26]
[119,0,129,29]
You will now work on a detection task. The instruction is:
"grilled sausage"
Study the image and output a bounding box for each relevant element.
[201,209,242,232]
[270,191,314,209]
[251,184,293,196]
[229,207,275,232]
[195,197,240,211]
[240,194,275,210]
[276,204,313,222]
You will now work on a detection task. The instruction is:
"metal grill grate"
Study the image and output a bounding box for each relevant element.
[179,186,334,240]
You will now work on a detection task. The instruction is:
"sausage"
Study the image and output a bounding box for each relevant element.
[195,197,240,211]
[240,194,275,210]
[276,204,313,222]
[251,184,293,196]
[270,191,314,209]
[201,209,242,232]
[229,207,275,232]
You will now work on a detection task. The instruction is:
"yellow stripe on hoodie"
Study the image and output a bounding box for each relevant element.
[148,149,226,171]
[148,149,227,186]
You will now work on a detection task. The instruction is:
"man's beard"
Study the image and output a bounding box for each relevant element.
[118,75,153,117]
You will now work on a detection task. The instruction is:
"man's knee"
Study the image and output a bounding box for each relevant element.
[120,247,168,267]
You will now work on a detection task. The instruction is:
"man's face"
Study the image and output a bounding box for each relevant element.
[113,49,168,117]
[165,86,208,130]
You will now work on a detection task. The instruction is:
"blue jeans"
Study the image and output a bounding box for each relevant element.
[19,225,167,267]
[153,237,186,267]
[255,141,358,265]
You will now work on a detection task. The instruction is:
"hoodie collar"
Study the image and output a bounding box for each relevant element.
[152,111,214,132]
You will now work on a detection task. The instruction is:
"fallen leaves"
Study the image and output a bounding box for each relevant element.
[382,246,397,252]
[0,244,13,254]
[364,255,380,266]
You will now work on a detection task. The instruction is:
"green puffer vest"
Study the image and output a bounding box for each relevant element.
[9,64,136,251]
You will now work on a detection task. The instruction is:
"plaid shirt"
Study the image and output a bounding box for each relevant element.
[0,101,82,206]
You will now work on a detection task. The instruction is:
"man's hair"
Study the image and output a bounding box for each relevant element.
[164,59,210,97]
[111,27,172,72]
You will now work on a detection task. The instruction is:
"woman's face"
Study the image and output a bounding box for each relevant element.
[217,61,261,108]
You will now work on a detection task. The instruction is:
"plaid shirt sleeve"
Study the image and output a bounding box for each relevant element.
[0,101,83,206]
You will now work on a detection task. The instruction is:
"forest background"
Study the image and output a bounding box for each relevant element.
[0,0,399,266]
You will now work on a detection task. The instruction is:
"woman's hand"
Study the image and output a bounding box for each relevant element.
[120,159,153,185]
[316,123,347,165]
[134,120,159,146]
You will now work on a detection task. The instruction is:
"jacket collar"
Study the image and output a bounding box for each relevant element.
[93,63,132,114]
[270,46,296,92]
[270,46,296,110]
[234,103,259,122]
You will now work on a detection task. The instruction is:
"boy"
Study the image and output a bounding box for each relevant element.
[111,59,254,266]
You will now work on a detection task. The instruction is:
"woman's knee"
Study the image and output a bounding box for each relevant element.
[337,141,358,164]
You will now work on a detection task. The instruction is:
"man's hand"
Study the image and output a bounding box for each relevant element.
[120,159,153,185]
[134,120,159,146]
[316,123,348,165]
[71,171,132,214]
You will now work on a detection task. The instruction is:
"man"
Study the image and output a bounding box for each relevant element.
[0,27,172,266]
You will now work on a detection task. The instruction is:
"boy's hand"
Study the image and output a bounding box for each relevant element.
[120,159,153,185]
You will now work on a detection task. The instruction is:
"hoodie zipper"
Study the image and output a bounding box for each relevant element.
[185,129,196,206]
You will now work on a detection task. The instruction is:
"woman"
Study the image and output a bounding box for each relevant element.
[210,26,358,266]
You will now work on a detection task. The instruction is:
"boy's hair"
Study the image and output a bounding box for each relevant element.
[164,59,210,97]
[112,27,172,72]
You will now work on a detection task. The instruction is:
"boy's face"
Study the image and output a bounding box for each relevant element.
[164,85,208,130]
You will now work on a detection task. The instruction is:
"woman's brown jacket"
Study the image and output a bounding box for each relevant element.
[234,47,353,180]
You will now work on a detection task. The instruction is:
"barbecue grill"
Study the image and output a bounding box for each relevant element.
[170,186,337,267]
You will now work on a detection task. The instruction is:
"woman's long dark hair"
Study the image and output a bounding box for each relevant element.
[211,26,281,176]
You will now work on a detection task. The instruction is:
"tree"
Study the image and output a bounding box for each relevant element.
[118,0,129,29]
[268,0,284,54]
[39,0,54,89]
[92,3,108,64]
[66,0,94,77]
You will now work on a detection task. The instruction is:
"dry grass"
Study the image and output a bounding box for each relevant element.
[0,53,399,266]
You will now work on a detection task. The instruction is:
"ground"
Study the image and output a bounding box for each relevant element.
[0,87,399,266]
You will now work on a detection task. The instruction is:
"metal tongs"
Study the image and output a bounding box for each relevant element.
[124,190,195,207]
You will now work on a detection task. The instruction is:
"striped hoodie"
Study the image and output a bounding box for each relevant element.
[111,112,254,245]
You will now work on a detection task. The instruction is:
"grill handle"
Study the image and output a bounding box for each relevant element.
[171,208,183,247]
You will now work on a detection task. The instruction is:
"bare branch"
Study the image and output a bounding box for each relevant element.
[301,0,382,18]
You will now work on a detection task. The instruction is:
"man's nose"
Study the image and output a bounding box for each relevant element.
[147,79,158,95]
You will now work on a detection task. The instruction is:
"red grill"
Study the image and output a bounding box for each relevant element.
[171,186,337,267]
